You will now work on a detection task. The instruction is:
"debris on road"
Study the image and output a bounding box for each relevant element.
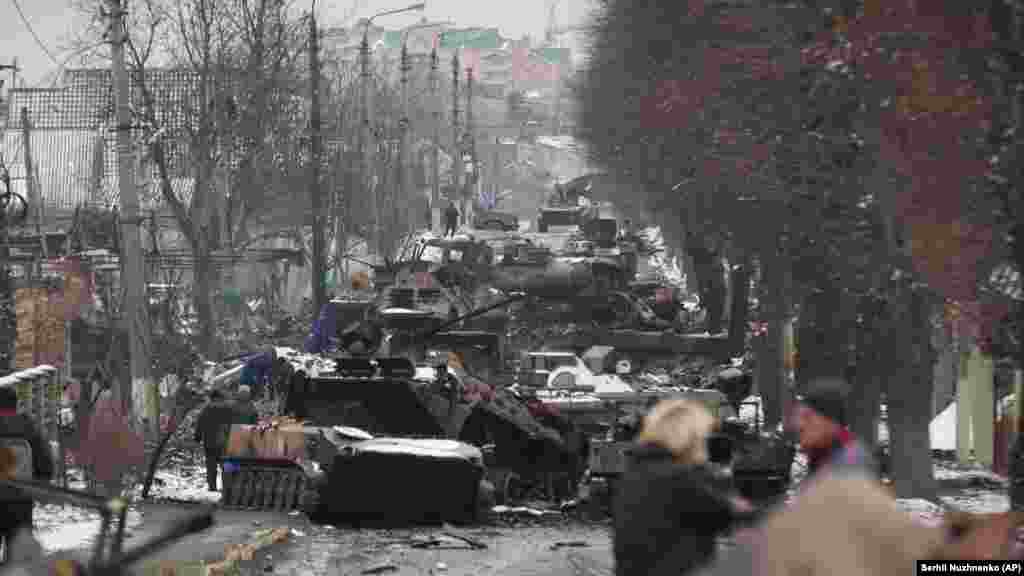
[205,527,290,576]
[491,505,561,516]
[550,541,590,550]
[362,564,400,575]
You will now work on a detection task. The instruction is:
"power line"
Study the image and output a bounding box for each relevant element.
[9,0,60,66]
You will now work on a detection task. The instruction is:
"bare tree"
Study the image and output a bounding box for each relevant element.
[117,0,307,357]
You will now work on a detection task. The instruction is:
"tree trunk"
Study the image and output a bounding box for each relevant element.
[758,252,788,430]
[795,282,853,390]
[848,295,884,448]
[193,237,217,360]
[727,258,752,355]
[687,237,726,334]
[887,280,938,499]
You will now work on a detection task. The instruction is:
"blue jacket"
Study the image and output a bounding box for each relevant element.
[304,303,339,354]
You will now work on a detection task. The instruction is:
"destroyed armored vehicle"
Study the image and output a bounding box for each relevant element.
[473,209,519,231]
[221,356,490,525]
[714,368,796,502]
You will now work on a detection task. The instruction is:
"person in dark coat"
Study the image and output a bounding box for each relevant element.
[195,390,234,491]
[231,386,258,426]
[613,398,759,576]
[444,201,460,237]
[0,386,53,546]
[794,377,875,482]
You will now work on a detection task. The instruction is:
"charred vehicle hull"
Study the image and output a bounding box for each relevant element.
[303,435,485,526]
[221,359,493,525]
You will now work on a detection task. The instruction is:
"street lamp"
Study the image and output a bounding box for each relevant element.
[359,2,426,259]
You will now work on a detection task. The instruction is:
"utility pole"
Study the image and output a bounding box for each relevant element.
[360,33,379,258]
[464,67,476,225]
[20,108,39,234]
[0,61,18,105]
[21,107,46,272]
[108,0,154,434]
[399,44,411,240]
[430,48,441,234]
[309,12,326,314]
[451,51,460,226]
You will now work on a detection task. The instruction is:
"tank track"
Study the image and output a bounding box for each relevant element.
[220,465,310,511]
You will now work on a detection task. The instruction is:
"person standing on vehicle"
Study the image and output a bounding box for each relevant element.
[793,376,875,481]
[231,386,258,426]
[0,387,53,551]
[195,390,234,492]
[444,201,460,237]
[613,398,759,576]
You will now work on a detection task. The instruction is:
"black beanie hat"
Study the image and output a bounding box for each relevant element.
[800,377,849,426]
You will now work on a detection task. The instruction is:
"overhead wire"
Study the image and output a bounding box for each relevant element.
[8,0,60,66]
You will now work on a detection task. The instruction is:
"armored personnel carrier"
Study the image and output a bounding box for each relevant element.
[221,356,491,525]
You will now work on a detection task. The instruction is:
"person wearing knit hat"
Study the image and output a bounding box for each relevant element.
[795,377,875,479]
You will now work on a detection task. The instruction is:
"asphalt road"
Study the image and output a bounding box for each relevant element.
[266,517,613,576]
[39,503,613,576]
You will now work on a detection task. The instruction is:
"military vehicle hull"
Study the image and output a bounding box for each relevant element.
[220,422,489,525]
[232,354,587,518]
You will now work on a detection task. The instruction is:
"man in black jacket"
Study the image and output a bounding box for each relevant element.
[0,386,54,547]
[444,202,460,237]
[195,390,234,492]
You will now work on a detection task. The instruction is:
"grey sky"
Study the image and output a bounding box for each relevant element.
[1,0,595,88]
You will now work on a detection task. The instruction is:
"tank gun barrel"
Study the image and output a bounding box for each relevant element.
[490,262,594,299]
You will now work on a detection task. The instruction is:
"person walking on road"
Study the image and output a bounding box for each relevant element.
[613,399,760,576]
[0,386,53,556]
[195,390,234,492]
[444,201,460,237]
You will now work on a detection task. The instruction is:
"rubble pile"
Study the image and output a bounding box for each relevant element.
[274,346,337,377]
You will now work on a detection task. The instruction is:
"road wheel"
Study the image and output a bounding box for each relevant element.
[491,470,525,505]
[475,478,496,522]
[299,486,324,522]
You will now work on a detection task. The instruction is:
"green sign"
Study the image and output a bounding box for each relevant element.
[383,30,404,50]
[439,28,503,51]
[535,47,570,66]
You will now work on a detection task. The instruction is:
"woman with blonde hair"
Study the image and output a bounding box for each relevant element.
[613,398,759,576]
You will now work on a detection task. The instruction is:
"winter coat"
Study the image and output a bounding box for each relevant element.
[231,402,258,426]
[613,444,760,576]
[195,401,236,454]
[694,468,945,576]
[804,428,876,482]
[239,352,275,394]
[305,303,340,354]
[444,205,459,224]
[0,410,55,536]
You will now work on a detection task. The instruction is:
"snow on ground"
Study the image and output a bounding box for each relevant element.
[33,464,216,553]
[931,401,957,451]
[894,499,945,527]
[35,503,144,553]
[941,490,1009,514]
[133,463,221,503]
